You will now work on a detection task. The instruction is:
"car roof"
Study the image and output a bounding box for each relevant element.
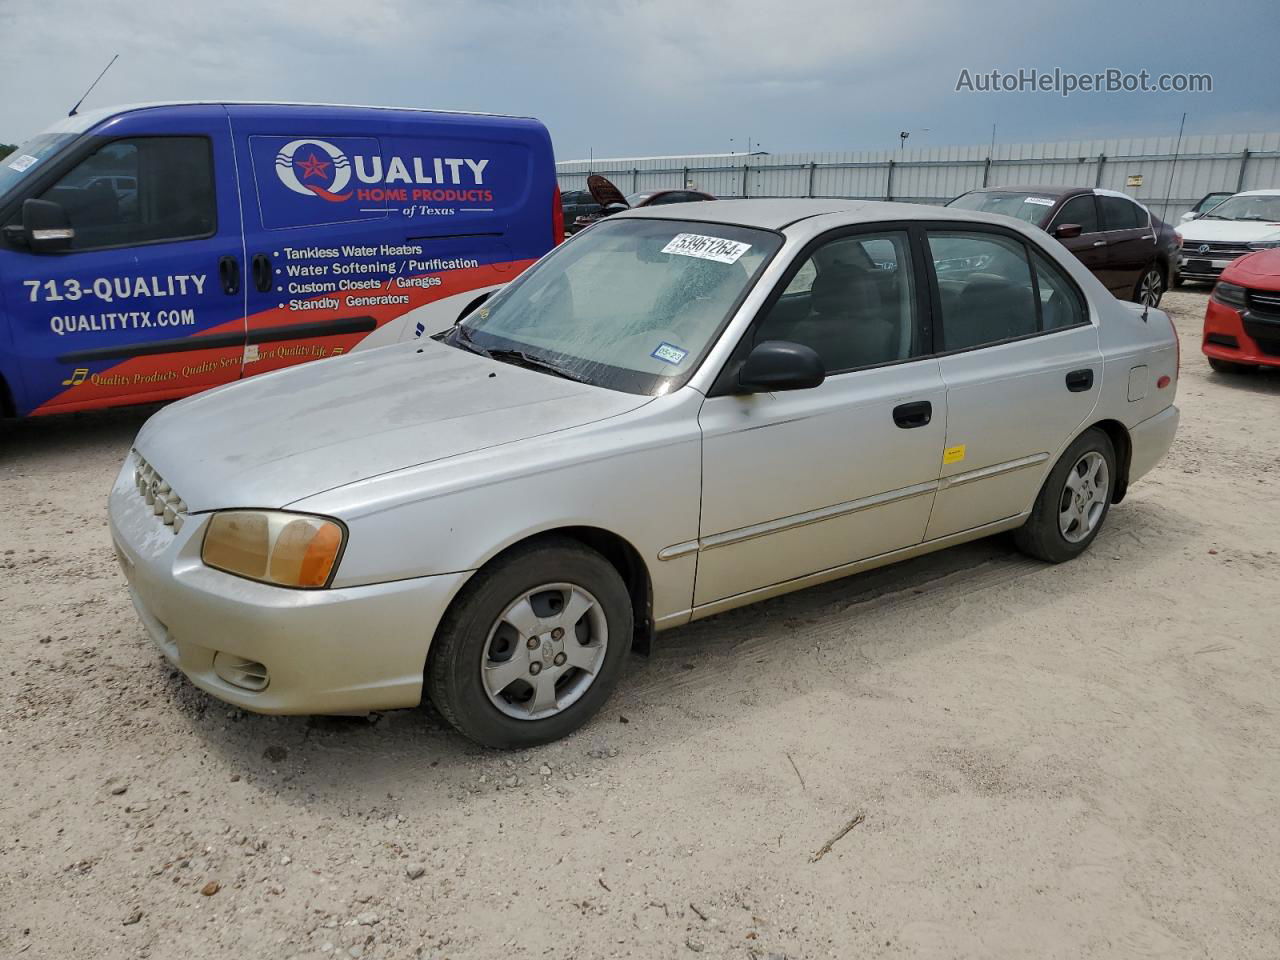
[613,197,1050,234]
[1236,189,1280,197]
[961,185,1083,197]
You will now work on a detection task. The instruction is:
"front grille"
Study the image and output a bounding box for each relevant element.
[1247,289,1280,320]
[133,452,187,533]
[1189,241,1254,257]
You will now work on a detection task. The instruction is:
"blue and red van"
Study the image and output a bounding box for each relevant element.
[0,101,561,417]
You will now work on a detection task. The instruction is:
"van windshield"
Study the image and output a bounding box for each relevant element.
[0,133,76,202]
[447,217,782,395]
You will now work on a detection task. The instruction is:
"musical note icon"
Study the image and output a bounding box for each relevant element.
[62,368,89,387]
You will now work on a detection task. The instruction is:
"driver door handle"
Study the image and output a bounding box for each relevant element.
[893,400,932,429]
[1092,240,1108,247]
[218,255,240,295]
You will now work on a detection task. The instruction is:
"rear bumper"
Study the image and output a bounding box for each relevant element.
[1128,405,1179,485]
[1202,298,1280,367]
[107,457,470,715]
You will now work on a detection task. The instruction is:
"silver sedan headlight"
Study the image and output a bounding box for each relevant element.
[201,510,346,589]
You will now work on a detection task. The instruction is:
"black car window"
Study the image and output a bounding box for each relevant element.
[1099,195,1146,231]
[1051,195,1100,234]
[39,136,215,250]
[928,231,1037,351]
[755,231,917,373]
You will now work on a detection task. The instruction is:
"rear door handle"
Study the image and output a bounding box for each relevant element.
[1066,368,1094,392]
[251,253,273,293]
[1092,240,1107,247]
[892,400,932,429]
[218,255,240,295]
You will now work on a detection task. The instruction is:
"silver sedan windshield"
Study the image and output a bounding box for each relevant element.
[451,217,782,394]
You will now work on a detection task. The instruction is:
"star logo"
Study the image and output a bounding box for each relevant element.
[296,152,331,181]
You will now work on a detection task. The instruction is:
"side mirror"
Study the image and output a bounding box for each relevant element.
[738,340,825,393]
[1053,223,1082,239]
[604,202,629,214]
[1179,211,1197,223]
[20,198,74,252]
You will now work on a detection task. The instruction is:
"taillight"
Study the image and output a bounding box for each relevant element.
[551,186,564,246]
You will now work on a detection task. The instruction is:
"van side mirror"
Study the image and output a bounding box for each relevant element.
[20,198,75,253]
[737,340,825,393]
[1052,223,1082,239]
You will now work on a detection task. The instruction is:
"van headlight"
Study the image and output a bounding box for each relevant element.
[201,511,345,588]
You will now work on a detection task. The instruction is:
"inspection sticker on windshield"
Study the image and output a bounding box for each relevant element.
[6,154,39,173]
[651,341,688,365]
[661,233,752,264]
[1023,197,1054,206]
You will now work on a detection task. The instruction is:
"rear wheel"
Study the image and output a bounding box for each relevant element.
[1014,428,1116,564]
[426,538,632,748]
[1207,357,1256,374]
[1133,265,1165,307]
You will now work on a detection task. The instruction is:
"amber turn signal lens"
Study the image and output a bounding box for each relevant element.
[202,511,345,588]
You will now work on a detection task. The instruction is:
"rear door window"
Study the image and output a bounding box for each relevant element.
[1099,196,1146,231]
[928,231,1038,350]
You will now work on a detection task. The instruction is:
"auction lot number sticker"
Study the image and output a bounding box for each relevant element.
[661,233,752,264]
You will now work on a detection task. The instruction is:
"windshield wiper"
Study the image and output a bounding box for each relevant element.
[486,348,593,384]
[445,323,492,357]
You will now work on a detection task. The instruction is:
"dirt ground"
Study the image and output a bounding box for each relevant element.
[2,287,1278,960]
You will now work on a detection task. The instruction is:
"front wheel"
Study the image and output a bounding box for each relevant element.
[1014,428,1117,563]
[426,538,633,748]
[1133,265,1165,307]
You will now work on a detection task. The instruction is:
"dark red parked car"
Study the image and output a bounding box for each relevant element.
[948,186,1179,307]
[1202,247,1280,373]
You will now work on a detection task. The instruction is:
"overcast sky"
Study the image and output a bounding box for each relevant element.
[2,0,1276,157]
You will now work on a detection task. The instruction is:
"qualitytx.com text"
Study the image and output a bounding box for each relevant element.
[956,68,1212,97]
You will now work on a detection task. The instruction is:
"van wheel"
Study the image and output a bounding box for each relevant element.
[426,538,632,748]
[1014,428,1116,564]
[1133,265,1164,307]
[1207,357,1256,374]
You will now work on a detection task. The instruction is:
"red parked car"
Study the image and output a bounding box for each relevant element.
[1202,248,1280,373]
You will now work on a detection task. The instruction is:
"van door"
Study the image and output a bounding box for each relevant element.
[227,106,541,375]
[0,106,245,414]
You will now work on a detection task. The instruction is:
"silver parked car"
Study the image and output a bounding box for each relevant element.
[109,199,1180,747]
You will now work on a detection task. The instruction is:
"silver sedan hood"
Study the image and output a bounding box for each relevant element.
[133,340,650,511]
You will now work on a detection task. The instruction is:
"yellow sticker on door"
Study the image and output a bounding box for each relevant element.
[943,444,967,465]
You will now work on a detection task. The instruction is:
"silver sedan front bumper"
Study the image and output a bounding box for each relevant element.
[107,457,470,715]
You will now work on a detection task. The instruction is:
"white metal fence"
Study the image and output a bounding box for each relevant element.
[557,132,1280,223]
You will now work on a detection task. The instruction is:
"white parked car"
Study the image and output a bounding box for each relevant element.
[1175,189,1280,284]
[109,199,1180,747]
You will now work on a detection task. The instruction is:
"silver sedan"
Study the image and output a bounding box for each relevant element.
[109,199,1180,747]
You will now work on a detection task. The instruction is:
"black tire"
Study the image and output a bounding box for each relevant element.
[1208,357,1256,374]
[1171,273,1184,288]
[1014,428,1117,564]
[426,537,633,748]
[1132,264,1165,307]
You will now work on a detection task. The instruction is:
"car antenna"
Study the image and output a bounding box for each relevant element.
[1148,110,1187,322]
[68,54,119,117]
